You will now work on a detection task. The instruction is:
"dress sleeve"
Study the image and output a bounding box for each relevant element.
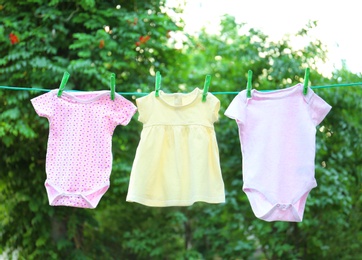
[224,91,247,124]
[136,94,150,124]
[30,91,54,119]
[208,93,220,123]
[307,90,332,126]
[111,94,137,126]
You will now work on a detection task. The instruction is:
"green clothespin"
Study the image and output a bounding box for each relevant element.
[246,70,252,98]
[57,71,70,97]
[202,74,211,102]
[110,73,115,101]
[155,71,161,97]
[303,68,310,95]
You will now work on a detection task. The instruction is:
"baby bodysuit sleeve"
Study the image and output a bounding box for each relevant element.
[30,91,55,119]
[111,94,137,126]
[224,90,247,124]
[307,89,332,126]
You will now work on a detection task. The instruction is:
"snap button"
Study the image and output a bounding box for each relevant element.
[276,204,280,207]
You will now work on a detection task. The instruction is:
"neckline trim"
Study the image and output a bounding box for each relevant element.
[52,89,112,103]
[158,88,201,108]
[250,83,302,100]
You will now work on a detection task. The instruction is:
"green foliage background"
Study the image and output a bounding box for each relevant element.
[0,0,361,259]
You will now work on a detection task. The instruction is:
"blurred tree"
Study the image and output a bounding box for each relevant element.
[167,15,362,259]
[0,0,185,259]
[1,2,361,259]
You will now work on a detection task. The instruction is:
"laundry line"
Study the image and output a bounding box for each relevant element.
[0,82,361,96]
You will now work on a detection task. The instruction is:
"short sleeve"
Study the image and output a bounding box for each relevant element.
[30,91,54,119]
[111,94,137,126]
[135,94,150,124]
[224,91,247,124]
[307,91,332,126]
[208,94,220,123]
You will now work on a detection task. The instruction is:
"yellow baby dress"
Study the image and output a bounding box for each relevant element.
[126,88,225,206]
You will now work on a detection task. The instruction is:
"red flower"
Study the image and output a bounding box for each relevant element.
[135,35,151,46]
[140,35,151,43]
[9,33,19,45]
[99,39,105,49]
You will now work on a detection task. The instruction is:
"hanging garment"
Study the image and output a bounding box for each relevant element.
[225,83,331,222]
[127,88,225,206]
[31,90,137,208]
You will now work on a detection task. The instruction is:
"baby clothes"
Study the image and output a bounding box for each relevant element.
[31,90,137,208]
[127,88,225,206]
[225,84,331,222]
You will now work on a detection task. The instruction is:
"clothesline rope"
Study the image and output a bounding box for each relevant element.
[0,82,361,95]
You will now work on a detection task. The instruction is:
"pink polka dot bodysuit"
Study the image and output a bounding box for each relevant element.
[31,89,137,208]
